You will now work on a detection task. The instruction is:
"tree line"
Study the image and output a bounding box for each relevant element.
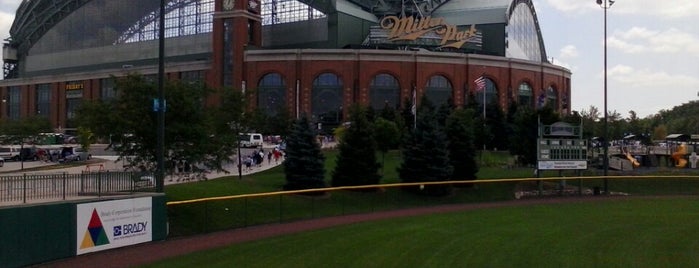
[1,73,694,186]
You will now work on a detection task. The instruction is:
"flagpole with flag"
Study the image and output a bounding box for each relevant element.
[474,75,487,153]
[474,75,486,119]
[411,85,417,129]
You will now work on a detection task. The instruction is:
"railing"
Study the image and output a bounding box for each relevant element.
[165,175,699,237]
[0,171,155,205]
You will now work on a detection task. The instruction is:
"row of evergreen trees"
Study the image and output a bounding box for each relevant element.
[283,95,497,195]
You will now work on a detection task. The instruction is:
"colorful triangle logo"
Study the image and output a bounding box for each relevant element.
[80,208,110,249]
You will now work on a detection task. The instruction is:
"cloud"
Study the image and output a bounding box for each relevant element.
[558,45,579,59]
[608,64,699,89]
[543,0,699,18]
[0,10,13,41]
[608,27,699,56]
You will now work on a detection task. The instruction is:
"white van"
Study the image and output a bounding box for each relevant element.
[0,146,21,161]
[239,133,263,148]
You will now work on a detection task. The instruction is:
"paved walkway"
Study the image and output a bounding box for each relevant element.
[0,152,283,184]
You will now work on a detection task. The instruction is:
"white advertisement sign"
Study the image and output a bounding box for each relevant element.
[538,160,588,170]
[76,197,153,255]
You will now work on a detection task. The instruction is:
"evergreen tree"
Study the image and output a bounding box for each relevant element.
[486,101,508,151]
[446,108,479,181]
[373,117,401,174]
[379,102,397,122]
[397,101,452,196]
[283,115,326,190]
[509,107,538,166]
[401,97,415,131]
[435,98,454,128]
[331,105,381,187]
[465,92,490,151]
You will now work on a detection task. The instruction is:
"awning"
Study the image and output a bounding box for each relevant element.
[666,134,689,140]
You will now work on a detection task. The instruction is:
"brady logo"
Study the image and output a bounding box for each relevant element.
[113,222,148,237]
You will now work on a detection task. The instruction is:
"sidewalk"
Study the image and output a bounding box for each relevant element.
[0,154,283,185]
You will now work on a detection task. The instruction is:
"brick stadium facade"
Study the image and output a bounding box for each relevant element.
[1,0,571,132]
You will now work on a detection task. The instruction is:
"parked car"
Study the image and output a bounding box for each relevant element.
[19,147,39,161]
[0,156,4,167]
[59,147,91,163]
[0,146,21,161]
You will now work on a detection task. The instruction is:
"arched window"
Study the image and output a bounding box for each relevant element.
[257,73,286,115]
[518,82,533,108]
[312,73,343,128]
[547,86,558,109]
[369,73,400,110]
[476,77,498,108]
[424,75,453,107]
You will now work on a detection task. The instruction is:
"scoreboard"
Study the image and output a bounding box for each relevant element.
[537,139,587,170]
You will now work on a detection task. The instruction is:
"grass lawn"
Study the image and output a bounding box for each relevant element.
[146,197,699,267]
[164,149,699,236]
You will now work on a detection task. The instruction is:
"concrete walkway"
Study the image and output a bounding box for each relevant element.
[0,154,284,185]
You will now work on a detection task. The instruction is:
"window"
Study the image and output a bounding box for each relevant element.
[518,82,533,108]
[476,77,498,108]
[424,75,453,107]
[100,78,117,100]
[311,73,343,128]
[7,86,20,120]
[369,73,400,110]
[258,73,286,115]
[36,84,51,118]
[547,86,558,109]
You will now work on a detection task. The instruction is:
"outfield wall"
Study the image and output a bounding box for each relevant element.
[0,193,167,268]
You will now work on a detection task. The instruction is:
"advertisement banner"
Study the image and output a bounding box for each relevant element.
[538,160,588,170]
[76,197,153,255]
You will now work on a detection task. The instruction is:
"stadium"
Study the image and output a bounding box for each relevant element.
[1,0,571,132]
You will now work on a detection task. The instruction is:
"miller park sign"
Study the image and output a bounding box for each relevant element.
[379,15,478,49]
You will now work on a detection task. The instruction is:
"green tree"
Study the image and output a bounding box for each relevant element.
[76,74,238,175]
[509,106,559,166]
[445,108,478,181]
[485,101,508,150]
[465,91,490,151]
[331,106,381,187]
[0,116,53,145]
[373,117,401,174]
[0,116,52,166]
[397,101,452,196]
[283,115,326,190]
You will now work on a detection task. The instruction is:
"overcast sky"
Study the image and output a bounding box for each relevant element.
[1,0,698,118]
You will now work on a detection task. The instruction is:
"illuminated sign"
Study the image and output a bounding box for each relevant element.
[379,16,477,48]
[66,82,83,90]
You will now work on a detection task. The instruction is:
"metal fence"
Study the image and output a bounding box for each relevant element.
[0,171,155,204]
[165,175,699,237]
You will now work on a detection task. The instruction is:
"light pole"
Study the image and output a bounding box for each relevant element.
[597,0,614,193]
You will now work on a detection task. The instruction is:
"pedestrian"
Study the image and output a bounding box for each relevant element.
[273,148,281,163]
[267,151,272,164]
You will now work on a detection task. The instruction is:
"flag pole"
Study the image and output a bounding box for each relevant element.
[411,83,417,129]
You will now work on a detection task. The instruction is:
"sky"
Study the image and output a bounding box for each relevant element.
[0,0,698,119]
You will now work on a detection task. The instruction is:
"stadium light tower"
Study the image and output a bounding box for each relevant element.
[597,0,614,194]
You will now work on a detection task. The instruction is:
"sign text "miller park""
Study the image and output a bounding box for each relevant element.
[380,15,477,48]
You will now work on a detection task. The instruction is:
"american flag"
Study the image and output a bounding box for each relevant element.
[411,87,416,115]
[474,76,486,92]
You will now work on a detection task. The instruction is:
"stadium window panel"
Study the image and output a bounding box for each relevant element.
[258,73,287,115]
[369,73,400,110]
[424,75,453,107]
[312,73,343,128]
[476,77,498,108]
[36,84,52,118]
[518,82,533,108]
